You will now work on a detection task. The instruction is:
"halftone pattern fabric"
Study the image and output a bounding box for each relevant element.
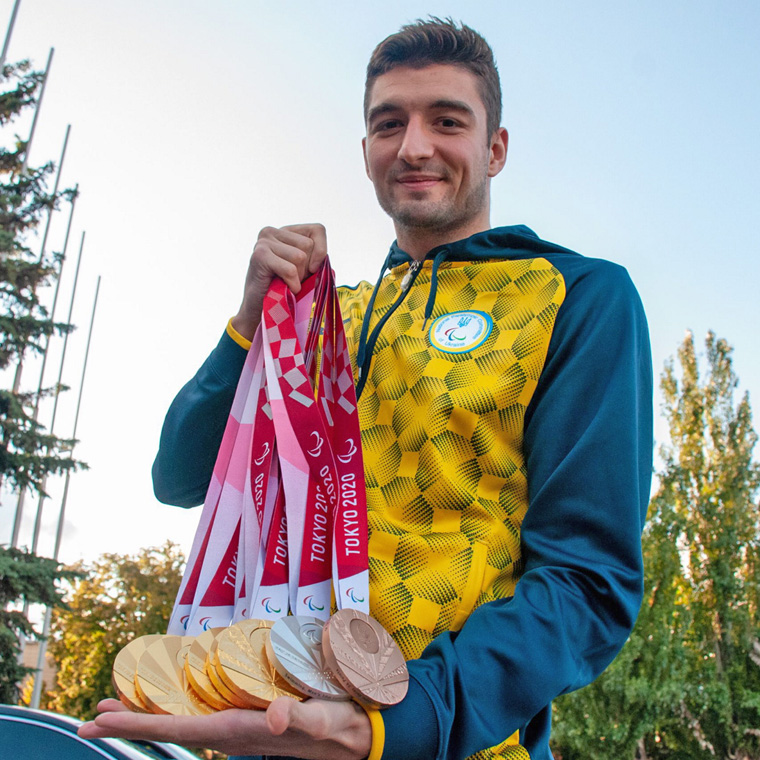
[467,742,531,760]
[338,257,566,661]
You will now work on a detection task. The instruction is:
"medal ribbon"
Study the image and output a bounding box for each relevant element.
[326,275,369,614]
[169,259,369,635]
[255,275,321,618]
[262,277,337,620]
[168,331,267,635]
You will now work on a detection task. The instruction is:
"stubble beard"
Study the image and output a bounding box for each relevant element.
[378,171,490,241]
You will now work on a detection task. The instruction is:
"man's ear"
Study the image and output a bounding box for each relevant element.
[487,127,508,178]
[362,136,372,179]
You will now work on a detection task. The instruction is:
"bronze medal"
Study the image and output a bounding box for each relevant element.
[265,615,350,701]
[322,609,408,708]
[112,634,164,713]
[214,619,304,708]
[135,635,215,716]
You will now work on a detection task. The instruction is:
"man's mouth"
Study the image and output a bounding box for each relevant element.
[396,174,443,190]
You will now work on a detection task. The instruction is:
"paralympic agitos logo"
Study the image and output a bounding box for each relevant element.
[253,442,270,466]
[303,594,325,612]
[180,614,212,631]
[306,431,324,457]
[337,438,358,463]
[261,597,282,614]
[429,311,493,354]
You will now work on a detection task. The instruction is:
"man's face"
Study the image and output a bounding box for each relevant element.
[363,64,507,244]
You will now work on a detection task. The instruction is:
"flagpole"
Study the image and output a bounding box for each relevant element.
[10,189,79,549]
[30,275,100,710]
[11,124,70,401]
[35,123,69,266]
[21,46,54,174]
[30,231,85,554]
[32,186,79,418]
[0,0,21,73]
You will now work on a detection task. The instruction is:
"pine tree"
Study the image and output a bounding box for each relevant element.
[0,56,84,706]
[0,58,79,495]
[0,546,78,703]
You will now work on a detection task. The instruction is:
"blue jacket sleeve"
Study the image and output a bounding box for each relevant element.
[379,260,653,760]
[152,331,248,507]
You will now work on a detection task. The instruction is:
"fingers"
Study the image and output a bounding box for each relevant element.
[255,223,327,289]
[79,706,268,748]
[96,698,129,713]
[78,698,371,760]
[233,222,327,341]
[78,712,182,742]
[288,223,328,274]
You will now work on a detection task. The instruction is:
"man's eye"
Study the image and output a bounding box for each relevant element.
[377,120,402,131]
[439,118,459,128]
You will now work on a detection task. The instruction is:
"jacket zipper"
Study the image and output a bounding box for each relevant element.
[356,260,422,401]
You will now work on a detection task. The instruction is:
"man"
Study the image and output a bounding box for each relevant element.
[81,18,652,760]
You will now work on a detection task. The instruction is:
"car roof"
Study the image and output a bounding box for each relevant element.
[0,704,83,727]
[0,705,198,760]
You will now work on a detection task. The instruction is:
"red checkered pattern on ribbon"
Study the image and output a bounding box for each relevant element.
[168,259,369,635]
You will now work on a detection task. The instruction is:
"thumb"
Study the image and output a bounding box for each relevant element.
[266,696,320,737]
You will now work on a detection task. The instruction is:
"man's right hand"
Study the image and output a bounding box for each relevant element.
[231,223,328,341]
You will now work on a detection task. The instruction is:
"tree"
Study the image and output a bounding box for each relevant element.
[0,53,86,711]
[552,331,760,760]
[0,546,78,703]
[42,543,184,719]
[0,58,79,495]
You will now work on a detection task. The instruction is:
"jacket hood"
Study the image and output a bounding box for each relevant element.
[385,224,579,269]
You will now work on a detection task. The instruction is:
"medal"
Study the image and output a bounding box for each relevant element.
[166,262,408,713]
[135,635,215,716]
[205,637,252,709]
[183,628,237,711]
[265,615,350,701]
[112,634,163,713]
[322,608,408,708]
[213,618,304,708]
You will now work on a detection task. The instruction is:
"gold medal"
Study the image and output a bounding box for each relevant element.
[183,628,237,711]
[112,634,164,713]
[214,619,304,708]
[206,637,252,709]
[135,635,216,716]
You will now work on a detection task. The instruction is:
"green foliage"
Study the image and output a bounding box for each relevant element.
[0,56,81,495]
[552,332,760,760]
[0,546,79,704]
[0,61,43,126]
[44,543,184,719]
[0,387,82,493]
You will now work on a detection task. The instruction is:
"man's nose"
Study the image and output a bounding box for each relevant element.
[397,116,434,164]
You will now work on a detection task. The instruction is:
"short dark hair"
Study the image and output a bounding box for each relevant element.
[364,17,503,138]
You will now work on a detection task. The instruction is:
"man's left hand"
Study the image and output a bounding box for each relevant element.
[78,696,372,760]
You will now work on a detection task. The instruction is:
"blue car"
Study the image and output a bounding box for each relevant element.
[0,705,201,760]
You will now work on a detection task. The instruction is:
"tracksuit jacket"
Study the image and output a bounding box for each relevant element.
[152,225,653,760]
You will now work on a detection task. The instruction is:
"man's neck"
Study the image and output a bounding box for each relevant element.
[395,217,492,261]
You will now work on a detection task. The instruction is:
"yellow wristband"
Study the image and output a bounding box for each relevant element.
[226,318,252,351]
[359,704,385,760]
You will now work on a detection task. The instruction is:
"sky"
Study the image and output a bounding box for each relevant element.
[1,0,758,568]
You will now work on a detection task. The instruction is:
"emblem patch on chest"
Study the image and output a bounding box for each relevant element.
[429,311,493,354]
